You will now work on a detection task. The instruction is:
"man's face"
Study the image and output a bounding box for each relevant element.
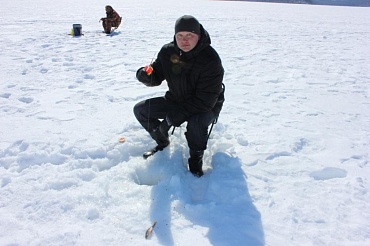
[175,31,199,52]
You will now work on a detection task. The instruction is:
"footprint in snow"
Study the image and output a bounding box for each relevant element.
[40,67,48,74]
[310,167,347,180]
[18,97,33,104]
[0,93,11,99]
[265,151,291,160]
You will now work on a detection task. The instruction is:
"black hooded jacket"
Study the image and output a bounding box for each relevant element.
[137,25,224,127]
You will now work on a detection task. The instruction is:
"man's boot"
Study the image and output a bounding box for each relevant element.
[188,149,204,177]
[143,127,170,159]
[149,127,170,151]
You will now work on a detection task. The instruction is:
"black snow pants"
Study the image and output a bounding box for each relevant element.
[133,97,215,151]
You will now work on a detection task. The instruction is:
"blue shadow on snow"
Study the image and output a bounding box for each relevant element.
[148,150,265,245]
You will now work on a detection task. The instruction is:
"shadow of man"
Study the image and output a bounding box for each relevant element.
[149,151,264,245]
[193,152,265,245]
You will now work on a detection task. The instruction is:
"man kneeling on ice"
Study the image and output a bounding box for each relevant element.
[133,15,225,177]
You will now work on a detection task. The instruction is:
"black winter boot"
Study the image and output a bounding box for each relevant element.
[149,127,170,150]
[188,149,204,177]
[143,123,171,159]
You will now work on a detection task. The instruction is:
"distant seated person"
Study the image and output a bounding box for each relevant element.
[100,5,121,34]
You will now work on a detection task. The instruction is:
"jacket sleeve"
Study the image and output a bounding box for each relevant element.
[150,48,166,83]
[136,49,165,87]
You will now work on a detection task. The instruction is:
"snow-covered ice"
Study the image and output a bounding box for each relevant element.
[1,0,369,245]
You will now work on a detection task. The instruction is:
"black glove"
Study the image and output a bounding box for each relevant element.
[136,67,152,86]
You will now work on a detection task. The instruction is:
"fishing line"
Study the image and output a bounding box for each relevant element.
[146,52,156,132]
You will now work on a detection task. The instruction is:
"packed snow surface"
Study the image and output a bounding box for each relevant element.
[1,0,369,245]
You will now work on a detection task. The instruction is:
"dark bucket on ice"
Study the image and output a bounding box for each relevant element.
[72,24,82,36]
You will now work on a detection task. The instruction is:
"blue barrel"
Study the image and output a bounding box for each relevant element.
[73,24,82,36]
